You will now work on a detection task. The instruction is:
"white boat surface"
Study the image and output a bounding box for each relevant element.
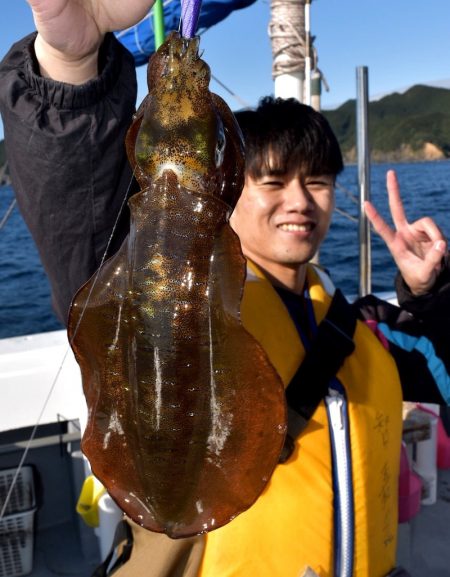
[0,329,99,577]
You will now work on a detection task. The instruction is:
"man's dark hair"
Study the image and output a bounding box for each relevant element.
[234,96,344,180]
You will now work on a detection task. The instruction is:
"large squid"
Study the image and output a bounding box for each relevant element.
[68,32,286,538]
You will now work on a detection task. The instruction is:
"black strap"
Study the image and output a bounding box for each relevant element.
[385,568,412,577]
[91,519,133,577]
[280,289,357,462]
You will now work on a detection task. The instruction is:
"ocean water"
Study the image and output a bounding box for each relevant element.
[321,160,450,295]
[1,160,449,339]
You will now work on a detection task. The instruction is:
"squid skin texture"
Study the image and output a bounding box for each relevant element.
[68,31,287,539]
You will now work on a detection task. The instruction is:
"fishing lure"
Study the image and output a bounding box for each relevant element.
[68,31,286,538]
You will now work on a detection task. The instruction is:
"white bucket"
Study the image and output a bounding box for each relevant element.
[414,403,439,505]
[97,493,123,562]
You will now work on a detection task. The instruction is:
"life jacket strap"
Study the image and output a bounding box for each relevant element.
[280,289,356,463]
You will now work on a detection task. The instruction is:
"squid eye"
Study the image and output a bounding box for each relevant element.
[215,122,226,167]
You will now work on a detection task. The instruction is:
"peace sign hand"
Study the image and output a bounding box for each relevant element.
[364,169,447,296]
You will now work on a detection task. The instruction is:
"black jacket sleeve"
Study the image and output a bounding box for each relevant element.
[354,257,450,404]
[396,252,450,320]
[0,32,139,324]
[396,253,450,389]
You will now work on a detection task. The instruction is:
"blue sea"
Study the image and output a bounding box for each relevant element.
[1,160,449,340]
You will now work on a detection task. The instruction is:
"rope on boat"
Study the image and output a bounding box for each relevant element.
[0,352,71,521]
[336,181,359,206]
[334,182,359,223]
[269,0,308,78]
[334,206,358,223]
[211,74,251,108]
[0,197,16,231]
[269,0,329,93]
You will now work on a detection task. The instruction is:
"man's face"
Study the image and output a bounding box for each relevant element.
[230,170,335,279]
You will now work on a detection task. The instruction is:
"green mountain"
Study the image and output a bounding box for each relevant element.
[323,84,450,163]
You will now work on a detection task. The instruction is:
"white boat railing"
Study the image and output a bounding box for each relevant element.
[0,329,85,434]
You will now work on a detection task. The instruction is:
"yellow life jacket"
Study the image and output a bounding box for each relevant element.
[200,262,403,577]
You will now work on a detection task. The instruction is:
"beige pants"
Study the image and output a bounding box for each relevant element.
[112,519,205,577]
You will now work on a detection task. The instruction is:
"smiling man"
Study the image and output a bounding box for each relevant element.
[231,98,342,295]
[195,97,450,577]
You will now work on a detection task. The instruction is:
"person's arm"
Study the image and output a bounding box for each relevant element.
[354,291,450,405]
[0,32,138,324]
[395,251,450,317]
[360,171,449,403]
[28,0,155,83]
[394,252,450,388]
[364,169,447,296]
[0,0,155,324]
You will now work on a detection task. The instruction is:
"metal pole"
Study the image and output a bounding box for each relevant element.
[310,70,321,111]
[304,0,312,105]
[356,66,371,297]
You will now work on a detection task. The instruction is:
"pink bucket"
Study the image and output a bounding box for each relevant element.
[398,443,422,523]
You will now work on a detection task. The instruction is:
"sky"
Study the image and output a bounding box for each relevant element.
[1,0,450,140]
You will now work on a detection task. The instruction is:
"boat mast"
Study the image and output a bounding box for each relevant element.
[269,0,321,109]
[304,0,312,105]
[269,0,323,265]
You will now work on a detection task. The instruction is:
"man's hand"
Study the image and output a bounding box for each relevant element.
[364,169,447,296]
[28,0,155,83]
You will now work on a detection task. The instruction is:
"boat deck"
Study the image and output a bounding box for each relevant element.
[24,468,450,577]
[397,468,450,576]
[32,520,99,577]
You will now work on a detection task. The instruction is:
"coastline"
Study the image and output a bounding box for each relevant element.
[343,145,449,165]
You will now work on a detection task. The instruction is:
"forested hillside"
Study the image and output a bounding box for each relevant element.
[323,84,450,162]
